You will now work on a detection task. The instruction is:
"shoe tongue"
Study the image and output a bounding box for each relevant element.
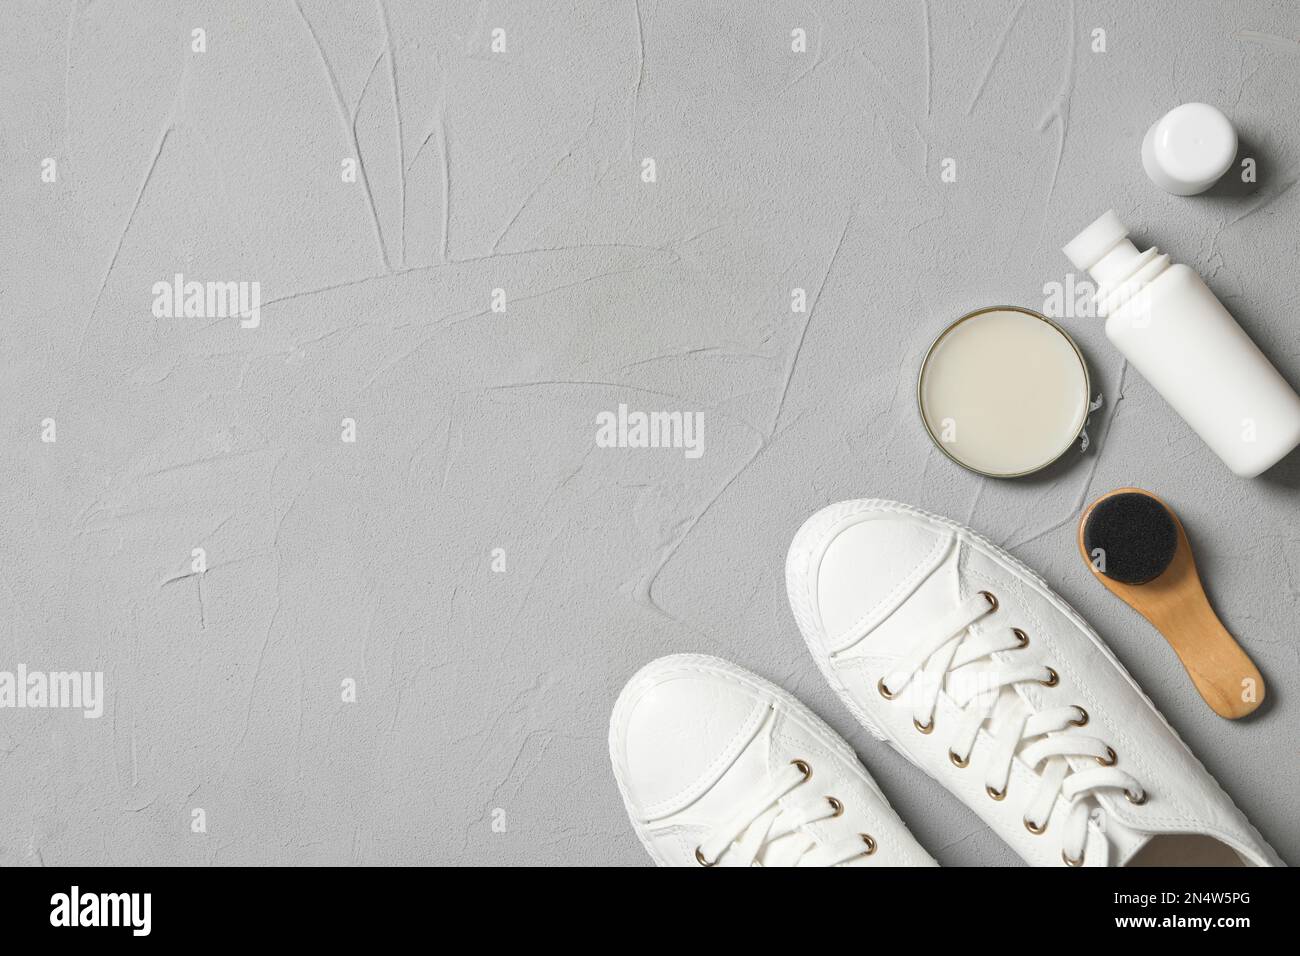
[1105,814,1154,866]
[754,809,817,867]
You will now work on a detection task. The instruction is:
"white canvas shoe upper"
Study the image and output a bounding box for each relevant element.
[609,654,937,866]
[786,499,1283,868]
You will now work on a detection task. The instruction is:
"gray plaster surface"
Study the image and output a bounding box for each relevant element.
[2,1,1297,866]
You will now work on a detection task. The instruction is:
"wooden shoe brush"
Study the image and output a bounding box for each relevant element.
[1077,488,1264,719]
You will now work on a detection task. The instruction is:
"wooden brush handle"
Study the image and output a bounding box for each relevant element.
[1079,488,1265,720]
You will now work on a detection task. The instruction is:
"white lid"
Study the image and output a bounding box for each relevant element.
[1062,210,1128,271]
[1141,103,1237,196]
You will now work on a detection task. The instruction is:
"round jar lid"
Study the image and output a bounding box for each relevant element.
[1141,103,1237,196]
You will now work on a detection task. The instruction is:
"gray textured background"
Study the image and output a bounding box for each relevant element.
[2,0,1297,866]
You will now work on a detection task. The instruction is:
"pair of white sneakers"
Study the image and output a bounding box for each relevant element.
[609,499,1283,867]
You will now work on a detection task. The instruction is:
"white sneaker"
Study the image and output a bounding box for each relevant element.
[786,499,1283,868]
[609,654,937,866]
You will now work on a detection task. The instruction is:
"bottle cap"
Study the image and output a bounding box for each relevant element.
[1062,210,1128,271]
[1141,103,1237,196]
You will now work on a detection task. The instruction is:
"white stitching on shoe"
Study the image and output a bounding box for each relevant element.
[637,694,767,821]
[828,527,952,653]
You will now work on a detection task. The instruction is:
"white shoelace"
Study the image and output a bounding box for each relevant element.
[875,591,1145,866]
[694,760,878,867]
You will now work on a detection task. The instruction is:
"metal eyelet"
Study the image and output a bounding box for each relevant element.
[980,590,999,612]
[694,846,717,867]
[1039,667,1059,687]
[1125,788,1147,805]
[792,759,812,780]
[859,833,877,856]
[1012,628,1029,648]
[1097,746,1117,767]
[1069,706,1089,727]
[913,716,934,735]
[877,678,897,700]
[986,784,1006,801]
[1024,817,1048,835]
[949,750,969,768]
[826,796,844,817]
[1062,848,1085,867]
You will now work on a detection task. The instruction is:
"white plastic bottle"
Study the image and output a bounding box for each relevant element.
[1063,210,1300,477]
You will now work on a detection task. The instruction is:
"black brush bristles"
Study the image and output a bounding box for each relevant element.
[1082,493,1178,585]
